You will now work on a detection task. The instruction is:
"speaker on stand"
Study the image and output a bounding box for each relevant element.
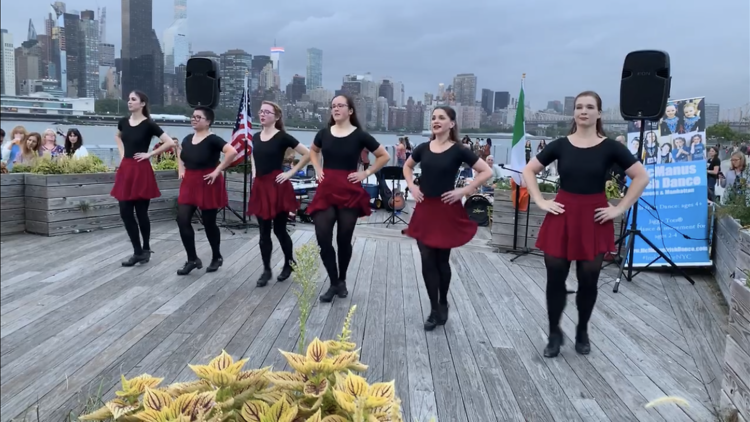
[186,58,221,109]
[612,50,695,293]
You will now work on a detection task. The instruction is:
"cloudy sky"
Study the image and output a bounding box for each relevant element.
[2,0,749,111]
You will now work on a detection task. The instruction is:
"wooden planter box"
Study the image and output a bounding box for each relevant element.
[24,171,180,236]
[720,274,750,422]
[0,174,26,235]
[490,189,622,251]
[713,214,744,303]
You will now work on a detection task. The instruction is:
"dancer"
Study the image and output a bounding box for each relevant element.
[403,106,492,330]
[248,101,311,286]
[175,106,236,275]
[111,90,176,267]
[307,94,390,302]
[523,91,649,357]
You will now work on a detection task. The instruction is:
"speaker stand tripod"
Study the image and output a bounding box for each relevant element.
[612,119,696,293]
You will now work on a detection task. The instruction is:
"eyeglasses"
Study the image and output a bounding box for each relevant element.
[191,115,205,121]
[258,110,275,115]
[331,103,348,109]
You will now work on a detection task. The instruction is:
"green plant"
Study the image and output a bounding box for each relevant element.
[605,176,623,200]
[538,182,557,193]
[227,162,252,175]
[79,307,408,422]
[18,155,109,175]
[11,163,32,173]
[719,180,749,226]
[292,242,322,354]
[153,152,179,171]
[79,201,91,212]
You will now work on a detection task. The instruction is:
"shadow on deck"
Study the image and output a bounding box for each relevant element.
[0,206,728,422]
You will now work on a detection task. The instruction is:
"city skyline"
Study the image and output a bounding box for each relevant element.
[1,0,749,110]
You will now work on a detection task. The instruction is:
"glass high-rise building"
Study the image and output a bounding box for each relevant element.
[306,48,322,90]
[121,0,163,104]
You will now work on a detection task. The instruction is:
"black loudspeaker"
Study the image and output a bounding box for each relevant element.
[186,57,221,109]
[619,50,671,121]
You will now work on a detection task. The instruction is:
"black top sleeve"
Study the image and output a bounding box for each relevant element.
[535,138,561,166]
[411,142,427,163]
[611,140,638,170]
[149,120,165,139]
[283,133,300,149]
[313,129,325,148]
[117,118,125,132]
[359,131,380,152]
[458,146,480,167]
[211,134,228,150]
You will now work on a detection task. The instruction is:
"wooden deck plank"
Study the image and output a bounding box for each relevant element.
[0,220,730,422]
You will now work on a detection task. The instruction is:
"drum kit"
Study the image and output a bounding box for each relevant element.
[456,176,493,227]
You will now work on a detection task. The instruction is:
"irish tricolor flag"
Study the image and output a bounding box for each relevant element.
[509,75,526,186]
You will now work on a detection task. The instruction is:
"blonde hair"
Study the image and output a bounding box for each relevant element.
[729,151,746,171]
[261,101,285,131]
[10,126,27,143]
[43,128,58,144]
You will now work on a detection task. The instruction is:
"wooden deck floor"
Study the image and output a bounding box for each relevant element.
[0,208,728,422]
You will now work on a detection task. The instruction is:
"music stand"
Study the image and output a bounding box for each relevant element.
[379,166,408,227]
[500,165,552,262]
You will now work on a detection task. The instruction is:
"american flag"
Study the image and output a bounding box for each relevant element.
[229,87,252,167]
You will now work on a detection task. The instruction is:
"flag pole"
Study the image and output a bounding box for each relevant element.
[512,73,526,251]
[241,71,250,227]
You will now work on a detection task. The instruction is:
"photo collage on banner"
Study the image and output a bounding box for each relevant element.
[625,96,712,267]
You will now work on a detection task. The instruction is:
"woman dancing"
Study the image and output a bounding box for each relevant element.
[248,101,310,286]
[111,90,176,267]
[523,91,649,357]
[175,106,237,275]
[403,106,492,330]
[307,95,390,302]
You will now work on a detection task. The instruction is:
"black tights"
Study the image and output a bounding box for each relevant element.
[544,253,604,334]
[119,200,151,255]
[176,204,221,262]
[418,242,452,311]
[313,207,359,284]
[257,213,294,270]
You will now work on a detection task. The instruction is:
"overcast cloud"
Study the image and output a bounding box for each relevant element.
[2,0,749,110]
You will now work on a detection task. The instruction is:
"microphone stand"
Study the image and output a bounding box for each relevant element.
[499,165,558,262]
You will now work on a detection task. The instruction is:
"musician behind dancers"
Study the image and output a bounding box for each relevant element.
[307,94,390,303]
[248,101,311,287]
[112,90,176,267]
[522,91,649,357]
[402,106,492,330]
[175,106,237,275]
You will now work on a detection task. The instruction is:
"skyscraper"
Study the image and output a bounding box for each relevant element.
[481,88,494,115]
[306,47,322,90]
[0,29,15,96]
[452,73,477,106]
[163,0,189,74]
[270,46,284,88]
[122,0,163,104]
[78,10,99,98]
[494,91,510,110]
[219,49,251,109]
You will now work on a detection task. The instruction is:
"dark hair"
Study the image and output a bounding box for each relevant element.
[430,106,460,143]
[193,106,214,126]
[328,95,362,128]
[708,146,719,156]
[0,128,5,138]
[569,90,606,137]
[64,128,83,155]
[129,90,151,118]
[261,101,285,131]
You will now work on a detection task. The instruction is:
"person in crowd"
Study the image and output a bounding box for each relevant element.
[40,129,64,157]
[15,132,42,164]
[522,91,649,358]
[247,101,311,286]
[64,128,89,158]
[706,146,721,201]
[175,106,236,275]
[396,137,408,166]
[402,106,492,330]
[2,126,28,163]
[111,90,176,267]
[359,148,370,172]
[525,139,533,163]
[404,136,413,160]
[306,94,390,302]
[719,151,749,203]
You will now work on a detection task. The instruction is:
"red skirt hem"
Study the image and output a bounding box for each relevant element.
[306,169,371,217]
[535,190,615,261]
[177,168,228,210]
[246,171,299,220]
[111,158,161,201]
[402,197,477,249]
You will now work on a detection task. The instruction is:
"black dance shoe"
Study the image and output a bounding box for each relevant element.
[121,251,151,267]
[320,281,347,302]
[336,281,348,298]
[543,329,564,358]
[277,263,294,281]
[424,310,440,331]
[177,259,202,276]
[575,327,591,355]
[257,269,272,287]
[438,303,450,325]
[206,257,223,273]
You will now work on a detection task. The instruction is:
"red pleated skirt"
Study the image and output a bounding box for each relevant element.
[402,197,478,249]
[111,158,161,201]
[306,169,371,217]
[246,170,299,220]
[177,168,228,210]
[535,190,615,261]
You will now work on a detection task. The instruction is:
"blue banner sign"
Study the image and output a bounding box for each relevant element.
[626,160,712,267]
